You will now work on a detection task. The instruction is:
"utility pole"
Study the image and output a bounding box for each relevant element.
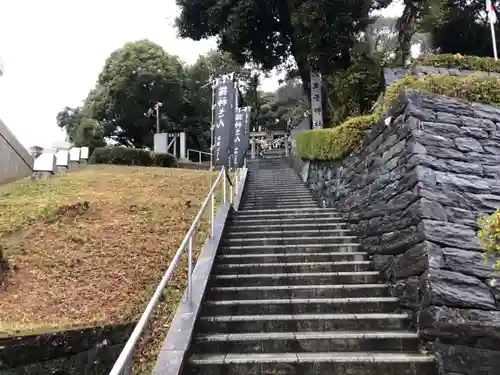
[154,102,163,133]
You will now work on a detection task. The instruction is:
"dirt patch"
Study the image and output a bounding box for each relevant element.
[0,165,219,371]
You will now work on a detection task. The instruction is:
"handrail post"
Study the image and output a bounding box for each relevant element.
[223,168,227,203]
[187,234,193,302]
[199,151,201,164]
[235,171,239,196]
[122,357,132,375]
[210,192,215,238]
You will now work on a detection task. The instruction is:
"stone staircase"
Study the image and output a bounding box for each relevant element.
[184,158,437,374]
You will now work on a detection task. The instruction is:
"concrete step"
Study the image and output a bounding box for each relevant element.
[244,191,313,198]
[226,222,350,232]
[224,227,353,238]
[242,202,319,209]
[193,331,419,354]
[221,235,358,247]
[202,297,400,315]
[186,352,438,375]
[208,284,390,300]
[246,180,302,184]
[216,251,367,264]
[229,216,346,225]
[232,211,341,220]
[237,207,331,214]
[225,229,352,238]
[217,243,361,254]
[211,271,379,287]
[197,313,411,333]
[214,261,373,274]
[243,194,314,202]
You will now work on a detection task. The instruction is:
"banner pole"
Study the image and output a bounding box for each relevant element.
[210,78,216,172]
[491,19,498,60]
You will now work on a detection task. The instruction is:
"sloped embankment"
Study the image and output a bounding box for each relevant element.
[0,165,216,373]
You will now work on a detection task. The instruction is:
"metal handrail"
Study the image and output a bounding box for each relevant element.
[187,148,211,164]
[109,165,245,375]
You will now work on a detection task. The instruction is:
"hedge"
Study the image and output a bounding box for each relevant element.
[478,211,500,275]
[89,147,178,168]
[297,73,500,160]
[416,53,500,73]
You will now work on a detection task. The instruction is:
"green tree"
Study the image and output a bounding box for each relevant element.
[250,80,309,132]
[423,0,499,57]
[56,106,106,149]
[395,0,445,64]
[176,0,391,95]
[84,39,187,148]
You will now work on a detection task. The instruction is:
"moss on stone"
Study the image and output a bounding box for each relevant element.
[415,53,500,72]
[297,73,500,160]
[478,211,500,273]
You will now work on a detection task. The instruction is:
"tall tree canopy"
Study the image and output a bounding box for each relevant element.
[423,0,499,57]
[176,0,392,93]
[83,39,187,148]
[56,106,105,149]
[56,42,255,152]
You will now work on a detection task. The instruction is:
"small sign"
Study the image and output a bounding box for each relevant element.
[310,70,323,129]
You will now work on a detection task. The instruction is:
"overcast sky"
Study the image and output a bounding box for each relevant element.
[0,1,403,149]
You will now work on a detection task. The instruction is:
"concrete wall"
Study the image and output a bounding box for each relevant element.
[0,118,33,184]
[298,89,500,375]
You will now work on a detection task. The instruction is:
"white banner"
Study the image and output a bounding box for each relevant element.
[310,70,323,129]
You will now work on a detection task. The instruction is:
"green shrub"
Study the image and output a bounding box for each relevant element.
[327,58,383,127]
[297,73,500,160]
[89,147,178,168]
[478,211,500,275]
[153,152,179,167]
[415,53,500,72]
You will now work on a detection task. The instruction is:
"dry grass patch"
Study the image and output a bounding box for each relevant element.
[0,165,218,347]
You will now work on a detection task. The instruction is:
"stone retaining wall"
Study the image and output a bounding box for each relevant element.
[300,89,500,374]
[0,323,135,374]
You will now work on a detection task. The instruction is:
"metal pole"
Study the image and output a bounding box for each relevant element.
[211,192,215,238]
[223,169,227,203]
[187,234,193,302]
[491,19,498,60]
[123,359,132,375]
[156,104,160,133]
[235,172,239,195]
[210,80,216,172]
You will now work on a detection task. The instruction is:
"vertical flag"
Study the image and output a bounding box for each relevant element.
[487,0,498,60]
[232,106,252,167]
[310,70,323,129]
[213,74,236,168]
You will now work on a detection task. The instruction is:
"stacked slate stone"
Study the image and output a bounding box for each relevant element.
[304,89,500,375]
[383,65,500,86]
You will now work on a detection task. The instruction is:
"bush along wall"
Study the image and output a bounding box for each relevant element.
[89,147,178,168]
[296,88,500,375]
[296,73,500,161]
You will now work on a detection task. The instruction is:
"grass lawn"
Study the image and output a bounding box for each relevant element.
[0,165,219,372]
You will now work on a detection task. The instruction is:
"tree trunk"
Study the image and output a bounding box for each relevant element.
[397,1,421,66]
